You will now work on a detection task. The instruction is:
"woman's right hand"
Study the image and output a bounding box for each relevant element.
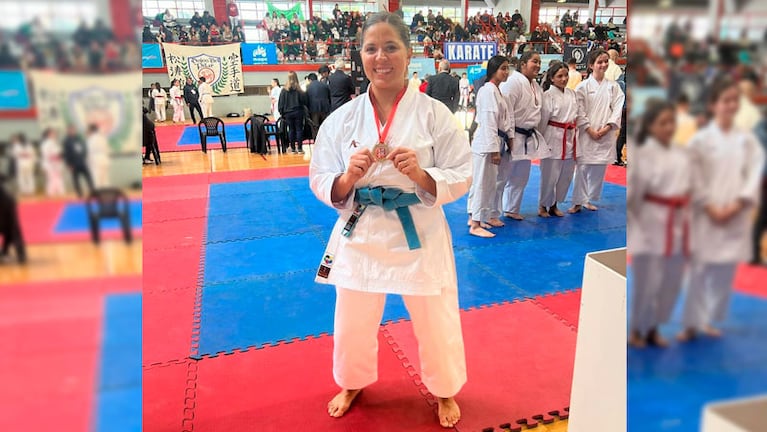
[343,148,375,183]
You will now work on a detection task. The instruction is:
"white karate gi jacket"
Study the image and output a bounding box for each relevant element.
[628,138,694,256]
[499,71,551,161]
[310,85,472,296]
[539,86,579,160]
[574,76,625,164]
[472,82,512,154]
[688,123,765,263]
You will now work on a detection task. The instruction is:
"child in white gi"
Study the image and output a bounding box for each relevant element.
[169,79,185,123]
[11,133,37,195]
[151,82,167,122]
[86,124,111,188]
[40,128,66,197]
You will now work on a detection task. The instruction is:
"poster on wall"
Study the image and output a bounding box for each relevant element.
[162,43,244,95]
[142,43,164,68]
[407,58,437,78]
[443,42,497,63]
[466,63,486,86]
[241,43,278,65]
[0,70,31,110]
[563,44,588,72]
[29,71,142,154]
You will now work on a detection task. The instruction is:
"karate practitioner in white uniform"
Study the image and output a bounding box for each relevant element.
[40,128,66,197]
[151,82,167,122]
[538,62,579,217]
[309,12,470,428]
[570,49,625,213]
[198,76,214,118]
[628,100,693,348]
[11,133,37,195]
[679,77,765,341]
[467,55,512,238]
[498,51,550,220]
[86,124,111,188]
[169,79,186,123]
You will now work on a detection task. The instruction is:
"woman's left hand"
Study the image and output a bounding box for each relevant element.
[388,147,424,181]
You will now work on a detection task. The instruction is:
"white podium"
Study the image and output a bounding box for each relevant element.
[568,248,627,432]
[702,395,767,432]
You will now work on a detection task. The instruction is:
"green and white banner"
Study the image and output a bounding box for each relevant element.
[29,70,142,154]
[267,1,304,21]
[162,43,244,95]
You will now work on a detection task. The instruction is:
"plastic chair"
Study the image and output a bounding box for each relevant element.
[246,114,280,154]
[197,117,227,153]
[86,188,133,245]
[244,115,269,155]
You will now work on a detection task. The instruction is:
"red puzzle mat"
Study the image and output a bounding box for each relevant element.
[532,289,582,331]
[382,299,577,431]
[154,124,248,153]
[734,264,767,299]
[18,200,141,244]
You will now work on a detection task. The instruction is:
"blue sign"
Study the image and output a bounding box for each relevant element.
[466,64,485,86]
[241,43,278,65]
[407,58,436,78]
[444,42,497,63]
[0,71,30,110]
[142,44,164,68]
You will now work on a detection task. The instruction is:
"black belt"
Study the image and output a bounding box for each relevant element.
[515,126,536,154]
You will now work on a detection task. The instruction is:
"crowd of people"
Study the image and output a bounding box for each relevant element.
[142,8,246,45]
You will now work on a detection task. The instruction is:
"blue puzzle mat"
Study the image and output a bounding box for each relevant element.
[177,124,246,145]
[54,201,142,234]
[95,293,142,432]
[196,167,626,355]
[628,290,767,432]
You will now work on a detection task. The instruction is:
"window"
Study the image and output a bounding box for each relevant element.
[3,1,98,33]
[142,0,206,20]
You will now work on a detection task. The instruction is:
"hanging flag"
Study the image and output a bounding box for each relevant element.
[162,43,244,95]
[266,1,304,21]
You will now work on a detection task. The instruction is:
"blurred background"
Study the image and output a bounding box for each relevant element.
[628,0,767,431]
[0,0,142,431]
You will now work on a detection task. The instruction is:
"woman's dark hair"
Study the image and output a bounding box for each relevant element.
[517,50,538,71]
[586,48,609,76]
[636,98,674,145]
[486,55,509,81]
[707,74,738,105]
[272,78,280,86]
[361,11,410,49]
[542,61,568,91]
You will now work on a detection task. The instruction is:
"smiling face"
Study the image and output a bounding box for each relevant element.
[591,53,609,78]
[520,54,541,80]
[361,22,411,94]
[492,61,510,83]
[712,85,740,126]
[552,66,569,90]
[650,108,676,146]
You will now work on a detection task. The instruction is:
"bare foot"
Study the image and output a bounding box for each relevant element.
[437,397,461,428]
[628,330,646,348]
[702,325,722,338]
[549,205,565,217]
[568,205,582,214]
[584,203,599,211]
[503,212,524,220]
[538,206,550,218]
[479,222,493,229]
[677,328,697,343]
[487,217,505,227]
[646,328,669,348]
[327,389,362,418]
[469,225,495,238]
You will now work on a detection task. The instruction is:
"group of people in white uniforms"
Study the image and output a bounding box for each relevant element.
[467,48,625,237]
[309,12,469,428]
[628,76,764,348]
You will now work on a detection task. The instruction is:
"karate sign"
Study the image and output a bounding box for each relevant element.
[564,44,588,73]
[444,42,497,63]
[162,43,244,95]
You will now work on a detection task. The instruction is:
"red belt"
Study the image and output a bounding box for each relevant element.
[548,120,577,160]
[644,193,690,257]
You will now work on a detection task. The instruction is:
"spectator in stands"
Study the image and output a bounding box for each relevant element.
[278,71,309,154]
[233,24,245,42]
[605,49,622,81]
[142,26,155,42]
[328,58,354,113]
[0,37,18,67]
[228,0,240,29]
[209,24,221,43]
[427,60,460,113]
[318,65,330,84]
[73,20,91,47]
[333,4,342,20]
[202,11,217,29]
[512,9,524,31]
[306,72,331,139]
[411,10,424,29]
[190,12,203,31]
[566,57,582,90]
[199,25,209,43]
[62,125,94,198]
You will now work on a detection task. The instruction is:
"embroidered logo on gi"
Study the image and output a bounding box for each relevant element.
[350,140,358,148]
[322,254,334,266]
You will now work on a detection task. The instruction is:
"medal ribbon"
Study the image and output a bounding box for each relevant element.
[369,86,408,147]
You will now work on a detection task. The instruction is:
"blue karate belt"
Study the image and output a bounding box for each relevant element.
[514,126,536,154]
[498,129,510,154]
[354,186,422,250]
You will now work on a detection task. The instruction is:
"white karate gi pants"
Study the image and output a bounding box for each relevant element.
[572,163,607,206]
[154,102,166,121]
[682,261,738,330]
[17,162,36,195]
[499,159,531,214]
[333,286,467,398]
[172,102,185,122]
[201,100,213,118]
[468,153,500,221]
[91,159,110,188]
[539,158,576,207]
[45,165,65,197]
[629,254,686,334]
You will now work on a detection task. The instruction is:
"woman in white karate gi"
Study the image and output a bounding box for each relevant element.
[11,133,37,195]
[40,128,66,197]
[86,124,110,188]
[169,79,185,123]
[498,51,550,220]
[309,12,471,428]
[678,76,765,341]
[538,61,578,217]
[151,82,167,122]
[570,48,625,213]
[467,55,512,238]
[198,76,214,118]
[627,99,693,348]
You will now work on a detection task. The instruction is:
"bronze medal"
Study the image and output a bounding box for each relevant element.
[373,142,389,161]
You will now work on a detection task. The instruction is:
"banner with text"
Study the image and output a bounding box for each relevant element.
[267,1,304,21]
[0,70,31,110]
[241,42,279,65]
[162,43,244,95]
[29,71,142,154]
[443,42,497,63]
[563,44,588,73]
[142,43,164,68]
[407,58,436,78]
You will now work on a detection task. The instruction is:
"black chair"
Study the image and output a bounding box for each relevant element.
[244,114,276,154]
[86,188,133,245]
[197,117,227,153]
[276,117,289,154]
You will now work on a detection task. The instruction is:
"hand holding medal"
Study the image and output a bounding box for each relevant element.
[388,147,424,181]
